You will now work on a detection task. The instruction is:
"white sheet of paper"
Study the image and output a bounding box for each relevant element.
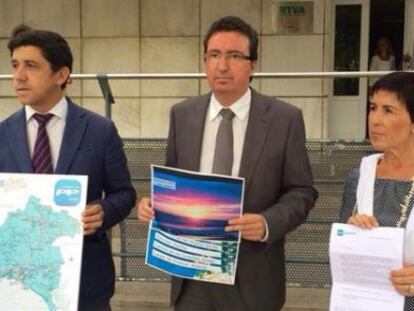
[329,223,405,311]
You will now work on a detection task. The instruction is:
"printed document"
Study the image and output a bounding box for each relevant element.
[0,173,87,311]
[330,223,405,311]
[145,165,244,285]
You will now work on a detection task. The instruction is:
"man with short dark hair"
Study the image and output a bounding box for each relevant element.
[138,16,318,310]
[0,25,136,311]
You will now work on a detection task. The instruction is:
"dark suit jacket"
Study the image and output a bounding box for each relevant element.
[166,89,318,310]
[0,99,136,307]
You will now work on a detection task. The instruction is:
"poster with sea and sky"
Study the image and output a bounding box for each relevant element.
[145,165,244,284]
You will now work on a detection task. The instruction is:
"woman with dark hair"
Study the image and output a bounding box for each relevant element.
[340,72,414,310]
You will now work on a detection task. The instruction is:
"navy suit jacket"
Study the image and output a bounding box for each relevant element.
[0,99,136,307]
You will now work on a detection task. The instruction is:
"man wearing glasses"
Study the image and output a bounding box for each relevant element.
[138,16,317,310]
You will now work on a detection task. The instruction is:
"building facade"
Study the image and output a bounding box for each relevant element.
[0,0,413,140]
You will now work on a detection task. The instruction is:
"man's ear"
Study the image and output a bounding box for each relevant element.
[56,66,71,86]
[250,60,258,72]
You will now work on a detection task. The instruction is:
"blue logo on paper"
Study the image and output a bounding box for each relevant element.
[336,228,356,236]
[54,180,81,206]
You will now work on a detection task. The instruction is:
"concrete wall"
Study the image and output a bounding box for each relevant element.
[0,0,330,139]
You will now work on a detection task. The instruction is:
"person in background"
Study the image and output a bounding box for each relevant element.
[0,25,136,311]
[340,72,414,311]
[369,37,396,86]
[137,16,318,310]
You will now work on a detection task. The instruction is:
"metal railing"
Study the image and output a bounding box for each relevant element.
[0,70,399,80]
[2,70,404,120]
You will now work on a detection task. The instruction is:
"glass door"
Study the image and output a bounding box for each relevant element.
[328,0,369,139]
[404,0,414,69]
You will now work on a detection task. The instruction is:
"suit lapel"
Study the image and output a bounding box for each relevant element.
[55,101,87,174]
[239,90,272,190]
[187,94,210,171]
[4,108,33,172]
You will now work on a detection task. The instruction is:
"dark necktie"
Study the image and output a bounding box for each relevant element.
[32,113,54,174]
[212,108,235,175]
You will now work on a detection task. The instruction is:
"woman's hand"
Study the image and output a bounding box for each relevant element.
[390,265,414,296]
[347,214,379,229]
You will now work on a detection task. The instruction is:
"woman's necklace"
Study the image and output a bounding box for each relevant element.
[396,177,414,228]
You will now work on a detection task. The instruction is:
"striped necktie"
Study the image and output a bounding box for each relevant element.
[32,113,54,174]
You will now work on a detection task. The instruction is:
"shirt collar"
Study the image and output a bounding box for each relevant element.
[25,96,68,123]
[208,88,251,121]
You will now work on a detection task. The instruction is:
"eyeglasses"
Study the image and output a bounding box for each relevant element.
[204,51,252,65]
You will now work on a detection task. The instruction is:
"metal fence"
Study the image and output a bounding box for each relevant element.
[117,138,373,288]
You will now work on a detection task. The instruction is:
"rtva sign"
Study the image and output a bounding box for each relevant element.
[279,4,306,16]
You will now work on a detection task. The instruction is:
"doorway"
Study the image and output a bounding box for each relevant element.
[369,0,405,70]
[328,0,369,140]
[328,0,407,140]
[366,0,405,137]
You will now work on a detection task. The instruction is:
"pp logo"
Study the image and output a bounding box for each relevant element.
[54,180,81,206]
[337,229,344,236]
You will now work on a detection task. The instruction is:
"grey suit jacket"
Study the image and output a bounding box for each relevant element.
[166,89,318,310]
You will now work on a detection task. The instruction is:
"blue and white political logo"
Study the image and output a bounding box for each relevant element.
[336,228,356,236]
[54,180,81,206]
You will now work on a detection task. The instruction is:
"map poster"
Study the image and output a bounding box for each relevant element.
[0,173,87,311]
[146,165,244,285]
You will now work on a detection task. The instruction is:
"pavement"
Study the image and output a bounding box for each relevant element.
[111,281,330,311]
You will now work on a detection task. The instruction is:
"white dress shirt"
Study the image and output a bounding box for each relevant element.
[199,89,251,176]
[25,97,68,170]
[199,89,269,242]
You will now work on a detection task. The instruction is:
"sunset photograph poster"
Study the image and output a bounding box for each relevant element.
[151,165,245,240]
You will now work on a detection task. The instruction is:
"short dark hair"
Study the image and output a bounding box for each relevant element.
[8,24,73,88]
[203,16,259,61]
[371,72,414,122]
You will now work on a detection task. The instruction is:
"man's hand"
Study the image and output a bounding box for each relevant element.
[137,197,154,222]
[82,203,104,235]
[225,213,266,241]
